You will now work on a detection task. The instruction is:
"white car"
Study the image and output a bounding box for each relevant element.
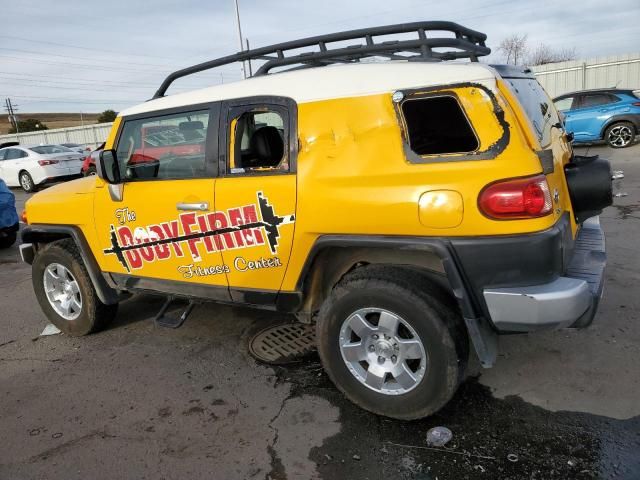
[0,144,84,192]
[61,143,91,155]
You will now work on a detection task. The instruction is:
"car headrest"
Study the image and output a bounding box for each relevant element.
[249,126,284,167]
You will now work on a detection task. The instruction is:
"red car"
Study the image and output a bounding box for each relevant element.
[81,124,205,177]
[81,143,105,176]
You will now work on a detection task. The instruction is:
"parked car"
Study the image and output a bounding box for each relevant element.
[553,88,640,148]
[0,178,19,249]
[20,22,612,420]
[61,143,91,155]
[0,144,84,192]
[81,142,105,176]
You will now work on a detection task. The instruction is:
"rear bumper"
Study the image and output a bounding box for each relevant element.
[481,217,605,332]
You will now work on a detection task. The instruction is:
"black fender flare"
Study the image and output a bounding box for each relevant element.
[291,235,498,367]
[21,224,120,305]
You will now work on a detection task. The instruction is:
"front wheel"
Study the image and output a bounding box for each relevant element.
[19,171,36,193]
[605,122,635,148]
[32,239,117,335]
[316,266,467,420]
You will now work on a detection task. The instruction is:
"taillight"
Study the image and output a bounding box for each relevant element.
[632,102,640,107]
[479,175,552,219]
[38,159,59,166]
[20,210,28,224]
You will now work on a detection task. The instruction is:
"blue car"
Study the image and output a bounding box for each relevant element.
[0,179,19,248]
[553,88,640,148]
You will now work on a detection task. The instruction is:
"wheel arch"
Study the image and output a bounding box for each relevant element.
[21,224,120,305]
[291,235,498,367]
[600,115,640,138]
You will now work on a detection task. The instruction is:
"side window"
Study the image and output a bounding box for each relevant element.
[401,96,479,156]
[5,148,27,160]
[0,150,6,161]
[228,108,288,174]
[115,109,210,181]
[581,94,615,108]
[554,97,573,111]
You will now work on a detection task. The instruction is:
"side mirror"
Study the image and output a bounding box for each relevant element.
[97,149,121,184]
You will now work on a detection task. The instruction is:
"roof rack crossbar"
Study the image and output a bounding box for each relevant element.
[153,21,490,99]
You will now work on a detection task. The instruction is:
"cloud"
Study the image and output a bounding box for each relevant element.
[0,0,638,112]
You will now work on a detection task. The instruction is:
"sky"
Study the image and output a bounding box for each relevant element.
[0,0,638,113]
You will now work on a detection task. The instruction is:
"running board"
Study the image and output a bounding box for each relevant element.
[153,297,197,329]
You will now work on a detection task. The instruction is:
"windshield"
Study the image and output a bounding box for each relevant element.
[30,145,76,155]
[61,143,80,148]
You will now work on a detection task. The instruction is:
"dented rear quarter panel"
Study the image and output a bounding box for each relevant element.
[282,83,571,290]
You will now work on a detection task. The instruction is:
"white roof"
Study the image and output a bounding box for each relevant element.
[121,61,498,117]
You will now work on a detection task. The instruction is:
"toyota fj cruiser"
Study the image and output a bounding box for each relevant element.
[20,22,613,419]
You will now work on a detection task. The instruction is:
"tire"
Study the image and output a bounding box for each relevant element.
[32,239,117,336]
[0,231,17,249]
[316,265,467,420]
[84,166,96,177]
[19,171,36,193]
[605,122,635,148]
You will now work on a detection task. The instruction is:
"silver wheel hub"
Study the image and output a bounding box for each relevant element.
[43,263,82,321]
[339,308,427,395]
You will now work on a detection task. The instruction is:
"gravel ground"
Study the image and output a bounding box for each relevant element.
[0,143,638,480]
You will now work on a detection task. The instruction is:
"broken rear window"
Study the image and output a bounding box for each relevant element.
[401,96,479,156]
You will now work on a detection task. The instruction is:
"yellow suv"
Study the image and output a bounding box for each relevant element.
[20,22,613,419]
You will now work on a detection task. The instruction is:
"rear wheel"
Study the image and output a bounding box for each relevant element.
[19,171,36,193]
[605,122,635,148]
[32,239,117,335]
[316,266,467,420]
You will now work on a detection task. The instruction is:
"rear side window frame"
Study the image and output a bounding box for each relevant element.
[394,82,510,164]
[218,95,298,178]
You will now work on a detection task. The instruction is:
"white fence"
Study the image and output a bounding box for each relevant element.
[0,122,113,149]
[531,53,640,98]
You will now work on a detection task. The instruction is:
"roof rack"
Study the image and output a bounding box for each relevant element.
[153,21,490,99]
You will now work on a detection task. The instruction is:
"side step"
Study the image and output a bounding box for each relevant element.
[154,297,198,329]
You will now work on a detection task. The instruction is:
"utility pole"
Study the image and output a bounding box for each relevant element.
[233,0,247,79]
[4,98,19,133]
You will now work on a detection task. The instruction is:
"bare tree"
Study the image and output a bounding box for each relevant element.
[498,34,528,65]
[528,44,577,65]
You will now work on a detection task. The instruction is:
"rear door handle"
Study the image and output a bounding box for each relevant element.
[176,202,209,211]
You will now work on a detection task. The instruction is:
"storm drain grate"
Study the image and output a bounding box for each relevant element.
[249,323,316,364]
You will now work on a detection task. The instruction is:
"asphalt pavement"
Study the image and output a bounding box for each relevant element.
[0,143,638,480]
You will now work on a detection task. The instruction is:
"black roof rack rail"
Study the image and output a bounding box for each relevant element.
[153,21,490,99]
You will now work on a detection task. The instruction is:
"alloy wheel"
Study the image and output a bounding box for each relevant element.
[608,125,633,147]
[20,174,32,191]
[338,307,427,395]
[43,263,82,320]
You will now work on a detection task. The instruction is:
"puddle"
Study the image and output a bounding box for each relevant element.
[272,356,640,480]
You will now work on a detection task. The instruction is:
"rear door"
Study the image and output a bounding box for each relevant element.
[215,97,297,303]
[567,93,618,141]
[501,75,575,231]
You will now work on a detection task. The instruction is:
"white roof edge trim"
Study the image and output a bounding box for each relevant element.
[120,62,499,118]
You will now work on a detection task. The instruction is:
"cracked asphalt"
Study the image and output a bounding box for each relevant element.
[0,143,639,480]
